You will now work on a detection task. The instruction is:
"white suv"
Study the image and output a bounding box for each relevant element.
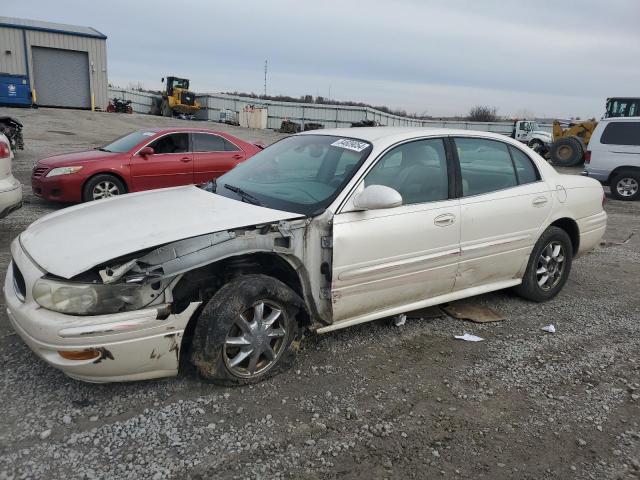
[584,117,640,201]
[0,132,22,218]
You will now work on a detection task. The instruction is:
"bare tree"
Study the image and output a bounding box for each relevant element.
[468,105,498,122]
[127,81,145,92]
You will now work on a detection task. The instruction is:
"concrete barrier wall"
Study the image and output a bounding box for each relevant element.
[108,87,553,133]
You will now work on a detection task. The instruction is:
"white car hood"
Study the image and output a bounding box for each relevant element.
[534,130,552,140]
[20,185,303,279]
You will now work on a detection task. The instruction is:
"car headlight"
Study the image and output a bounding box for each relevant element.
[33,277,147,315]
[46,166,83,177]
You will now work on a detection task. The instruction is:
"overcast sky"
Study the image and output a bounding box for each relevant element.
[4,0,639,118]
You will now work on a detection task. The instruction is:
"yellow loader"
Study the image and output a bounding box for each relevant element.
[549,97,640,167]
[150,76,200,118]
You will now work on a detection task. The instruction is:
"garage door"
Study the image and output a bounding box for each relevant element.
[32,47,90,109]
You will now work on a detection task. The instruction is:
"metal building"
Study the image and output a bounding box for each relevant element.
[0,16,108,109]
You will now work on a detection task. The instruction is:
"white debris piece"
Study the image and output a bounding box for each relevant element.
[454,333,484,342]
[541,324,556,333]
[393,314,407,327]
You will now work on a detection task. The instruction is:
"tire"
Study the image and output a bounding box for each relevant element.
[161,99,172,118]
[149,97,161,116]
[514,226,573,302]
[528,139,543,151]
[609,171,640,201]
[82,174,126,202]
[191,274,304,385]
[550,137,584,167]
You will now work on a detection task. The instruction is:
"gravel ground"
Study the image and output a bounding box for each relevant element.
[0,108,638,480]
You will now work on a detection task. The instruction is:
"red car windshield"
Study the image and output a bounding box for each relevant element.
[99,131,155,153]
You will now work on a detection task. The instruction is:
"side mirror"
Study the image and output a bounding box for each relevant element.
[139,146,155,156]
[353,184,402,210]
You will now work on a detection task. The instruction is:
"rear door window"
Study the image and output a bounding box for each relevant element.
[509,146,540,184]
[600,122,640,146]
[455,138,517,196]
[193,133,241,152]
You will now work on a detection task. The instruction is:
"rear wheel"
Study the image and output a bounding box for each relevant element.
[161,99,172,117]
[514,226,573,302]
[610,172,640,201]
[191,275,302,385]
[82,174,126,202]
[551,137,584,167]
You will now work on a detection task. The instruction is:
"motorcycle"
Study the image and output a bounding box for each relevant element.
[106,97,133,114]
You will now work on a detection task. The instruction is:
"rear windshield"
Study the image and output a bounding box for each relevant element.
[601,122,640,146]
[101,131,155,153]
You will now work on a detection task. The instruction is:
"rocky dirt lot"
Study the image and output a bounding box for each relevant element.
[0,108,638,480]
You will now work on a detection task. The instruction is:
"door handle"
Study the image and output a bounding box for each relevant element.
[434,213,456,227]
[233,154,243,160]
[180,157,192,163]
[532,196,548,207]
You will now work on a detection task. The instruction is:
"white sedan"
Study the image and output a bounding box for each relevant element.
[0,132,22,219]
[4,128,606,384]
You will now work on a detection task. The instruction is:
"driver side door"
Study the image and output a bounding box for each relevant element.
[330,138,461,323]
[130,133,193,192]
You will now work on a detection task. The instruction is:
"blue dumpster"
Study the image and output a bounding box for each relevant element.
[0,74,31,106]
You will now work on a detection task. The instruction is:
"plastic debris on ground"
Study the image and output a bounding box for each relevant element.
[442,301,505,323]
[393,314,407,327]
[454,333,485,342]
[541,324,556,333]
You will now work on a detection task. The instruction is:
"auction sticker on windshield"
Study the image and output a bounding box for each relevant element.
[331,138,370,152]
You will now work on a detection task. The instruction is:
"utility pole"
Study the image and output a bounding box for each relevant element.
[264,60,268,97]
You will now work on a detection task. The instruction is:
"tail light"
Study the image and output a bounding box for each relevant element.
[0,142,9,159]
[584,150,591,164]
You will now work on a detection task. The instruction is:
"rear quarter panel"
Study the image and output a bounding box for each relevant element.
[548,175,606,256]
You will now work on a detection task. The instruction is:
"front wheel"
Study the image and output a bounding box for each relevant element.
[514,226,573,302]
[82,174,126,202]
[191,275,303,385]
[528,139,543,153]
[551,137,584,167]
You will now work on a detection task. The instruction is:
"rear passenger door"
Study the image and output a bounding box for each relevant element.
[192,133,245,183]
[453,137,552,290]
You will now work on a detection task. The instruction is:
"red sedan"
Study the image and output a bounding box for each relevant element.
[32,128,263,202]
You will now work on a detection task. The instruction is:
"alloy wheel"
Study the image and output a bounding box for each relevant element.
[536,241,566,291]
[92,180,121,200]
[615,177,639,198]
[223,301,287,378]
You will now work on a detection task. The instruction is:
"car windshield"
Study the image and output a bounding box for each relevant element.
[100,131,155,153]
[215,135,372,215]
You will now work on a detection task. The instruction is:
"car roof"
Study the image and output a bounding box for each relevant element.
[599,116,640,123]
[296,126,515,144]
[138,127,233,134]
